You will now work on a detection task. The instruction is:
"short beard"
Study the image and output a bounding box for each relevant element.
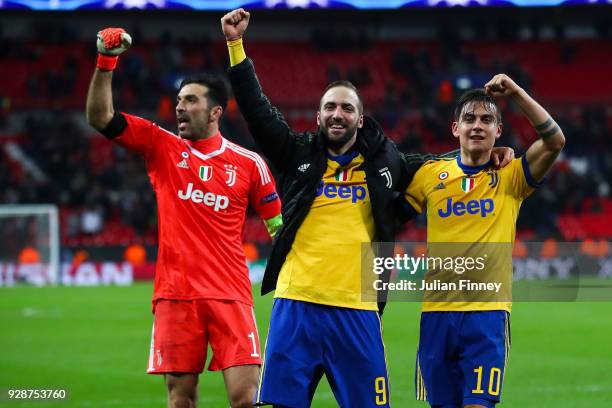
[320,123,358,150]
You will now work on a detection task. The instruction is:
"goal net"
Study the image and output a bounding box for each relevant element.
[0,205,60,286]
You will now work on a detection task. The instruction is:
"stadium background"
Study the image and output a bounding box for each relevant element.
[1,1,612,407]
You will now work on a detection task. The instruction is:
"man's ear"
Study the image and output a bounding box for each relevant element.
[452,121,460,139]
[316,111,321,127]
[210,106,223,123]
[358,114,364,129]
[496,122,503,139]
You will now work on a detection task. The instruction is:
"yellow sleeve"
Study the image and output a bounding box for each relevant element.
[504,157,540,200]
[404,165,430,214]
[227,38,246,67]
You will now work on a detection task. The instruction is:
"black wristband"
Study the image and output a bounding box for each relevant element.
[100,111,127,140]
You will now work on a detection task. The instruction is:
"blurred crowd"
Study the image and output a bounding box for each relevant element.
[1,19,611,250]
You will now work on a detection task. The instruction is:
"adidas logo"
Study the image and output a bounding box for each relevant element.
[177,159,189,169]
[297,163,310,173]
[433,182,446,191]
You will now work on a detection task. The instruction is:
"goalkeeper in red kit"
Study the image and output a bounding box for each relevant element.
[86,28,282,408]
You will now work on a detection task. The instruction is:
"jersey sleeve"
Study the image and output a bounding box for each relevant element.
[403,163,430,214]
[248,154,282,221]
[112,113,162,160]
[505,156,541,200]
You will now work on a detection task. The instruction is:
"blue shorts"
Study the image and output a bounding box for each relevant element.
[255,298,390,408]
[415,311,511,408]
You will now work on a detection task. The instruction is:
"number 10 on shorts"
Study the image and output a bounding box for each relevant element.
[472,366,502,396]
[248,332,260,357]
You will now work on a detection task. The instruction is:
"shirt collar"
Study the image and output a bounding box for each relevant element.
[187,131,222,153]
[456,154,491,176]
[326,150,359,166]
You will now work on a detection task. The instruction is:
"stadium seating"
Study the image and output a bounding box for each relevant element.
[2,37,611,253]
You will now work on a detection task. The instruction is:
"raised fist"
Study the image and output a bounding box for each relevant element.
[97,28,132,56]
[221,8,250,41]
[484,74,522,98]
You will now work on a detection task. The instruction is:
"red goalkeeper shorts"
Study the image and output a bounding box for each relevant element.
[147,299,261,374]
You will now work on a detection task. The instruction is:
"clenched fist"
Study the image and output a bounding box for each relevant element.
[97,27,132,56]
[95,27,131,71]
[484,74,522,98]
[221,8,250,41]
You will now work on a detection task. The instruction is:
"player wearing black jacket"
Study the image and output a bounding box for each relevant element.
[222,9,513,407]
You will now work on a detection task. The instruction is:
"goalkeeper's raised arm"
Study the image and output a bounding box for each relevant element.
[85,28,132,131]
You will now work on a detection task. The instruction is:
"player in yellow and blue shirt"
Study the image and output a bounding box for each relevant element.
[404,74,565,408]
[275,150,377,310]
[224,9,512,407]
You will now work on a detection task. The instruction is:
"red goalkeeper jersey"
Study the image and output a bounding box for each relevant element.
[113,113,281,305]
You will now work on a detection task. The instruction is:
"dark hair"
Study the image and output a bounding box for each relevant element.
[178,74,229,111]
[321,80,364,113]
[454,88,502,123]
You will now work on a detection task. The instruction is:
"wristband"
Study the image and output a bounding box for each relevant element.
[227,37,246,67]
[96,54,119,71]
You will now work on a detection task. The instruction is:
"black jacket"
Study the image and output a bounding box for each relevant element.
[228,58,447,308]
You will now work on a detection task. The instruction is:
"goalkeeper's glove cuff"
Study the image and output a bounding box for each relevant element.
[96,54,119,71]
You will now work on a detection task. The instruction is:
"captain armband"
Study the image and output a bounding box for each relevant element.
[264,214,283,238]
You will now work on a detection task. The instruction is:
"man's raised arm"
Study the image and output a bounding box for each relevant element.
[222,9,297,171]
[485,74,565,182]
[85,28,131,133]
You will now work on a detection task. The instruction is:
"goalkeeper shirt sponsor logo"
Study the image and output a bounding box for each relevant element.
[177,182,229,211]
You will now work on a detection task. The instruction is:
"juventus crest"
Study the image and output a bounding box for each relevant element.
[225,164,237,187]
[379,167,392,189]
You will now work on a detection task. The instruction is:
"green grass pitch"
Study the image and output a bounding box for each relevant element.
[1,283,611,407]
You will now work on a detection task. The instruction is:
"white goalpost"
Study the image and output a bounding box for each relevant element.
[0,205,60,286]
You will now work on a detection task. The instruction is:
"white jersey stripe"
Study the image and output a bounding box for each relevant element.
[227,141,270,184]
[147,320,156,373]
[229,146,270,185]
[227,142,271,185]
[226,140,268,172]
